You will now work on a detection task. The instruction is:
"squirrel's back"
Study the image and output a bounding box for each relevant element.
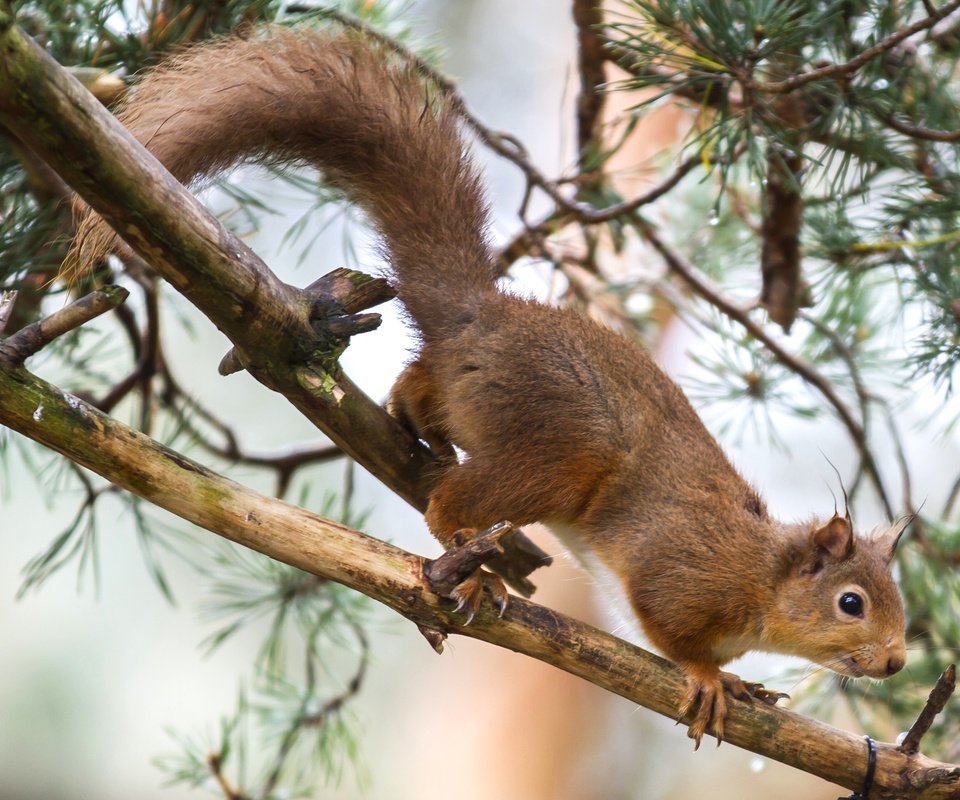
[70,26,497,342]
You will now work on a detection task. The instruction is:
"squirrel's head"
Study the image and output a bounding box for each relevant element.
[768,514,908,680]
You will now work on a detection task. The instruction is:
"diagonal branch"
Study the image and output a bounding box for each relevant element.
[0,10,550,582]
[0,8,434,508]
[0,355,958,798]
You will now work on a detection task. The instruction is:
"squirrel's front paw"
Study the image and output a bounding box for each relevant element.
[678,674,728,749]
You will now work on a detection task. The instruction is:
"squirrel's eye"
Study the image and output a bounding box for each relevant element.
[838,592,864,617]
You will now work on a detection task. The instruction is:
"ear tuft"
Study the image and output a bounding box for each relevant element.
[874,516,911,563]
[812,515,854,560]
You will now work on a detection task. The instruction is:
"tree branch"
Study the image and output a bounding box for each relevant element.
[0,8,432,507]
[0,355,957,798]
[0,10,548,583]
[3,285,129,363]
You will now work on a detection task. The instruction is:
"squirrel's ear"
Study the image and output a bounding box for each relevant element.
[813,515,854,558]
[874,517,910,563]
[801,515,853,574]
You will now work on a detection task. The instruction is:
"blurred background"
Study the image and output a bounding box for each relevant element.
[2,1,959,798]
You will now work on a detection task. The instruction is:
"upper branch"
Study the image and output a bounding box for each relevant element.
[0,10,437,506]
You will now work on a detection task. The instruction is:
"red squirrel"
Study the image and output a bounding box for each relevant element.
[69,26,908,746]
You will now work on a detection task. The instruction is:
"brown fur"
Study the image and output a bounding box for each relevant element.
[68,26,908,745]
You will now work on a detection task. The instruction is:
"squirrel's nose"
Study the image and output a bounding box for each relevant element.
[886,654,905,675]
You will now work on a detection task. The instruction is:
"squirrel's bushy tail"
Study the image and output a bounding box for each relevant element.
[69,26,497,342]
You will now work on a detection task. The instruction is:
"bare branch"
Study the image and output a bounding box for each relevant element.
[635,219,895,518]
[878,110,960,143]
[2,286,129,364]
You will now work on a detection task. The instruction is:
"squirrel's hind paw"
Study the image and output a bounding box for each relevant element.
[449,570,509,624]
[423,523,514,623]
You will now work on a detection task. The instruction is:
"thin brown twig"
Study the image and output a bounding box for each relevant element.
[161,363,343,495]
[207,751,250,800]
[1,286,130,364]
[879,109,960,142]
[944,472,960,519]
[260,619,369,797]
[604,48,911,174]
[495,148,714,276]
[797,311,914,514]
[899,663,957,755]
[636,220,894,518]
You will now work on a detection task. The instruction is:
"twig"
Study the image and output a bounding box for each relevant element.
[605,48,912,175]
[880,110,960,142]
[899,664,957,755]
[495,149,715,276]
[944,472,960,519]
[635,219,894,518]
[260,621,370,797]
[0,286,129,365]
[798,311,915,518]
[207,751,249,800]
[746,0,960,94]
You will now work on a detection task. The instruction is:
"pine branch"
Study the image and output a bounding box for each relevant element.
[634,218,895,518]
[747,0,960,94]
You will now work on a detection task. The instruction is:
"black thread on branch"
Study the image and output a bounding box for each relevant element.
[839,736,876,800]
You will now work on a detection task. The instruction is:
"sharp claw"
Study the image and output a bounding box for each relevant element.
[758,691,790,705]
[453,596,476,625]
